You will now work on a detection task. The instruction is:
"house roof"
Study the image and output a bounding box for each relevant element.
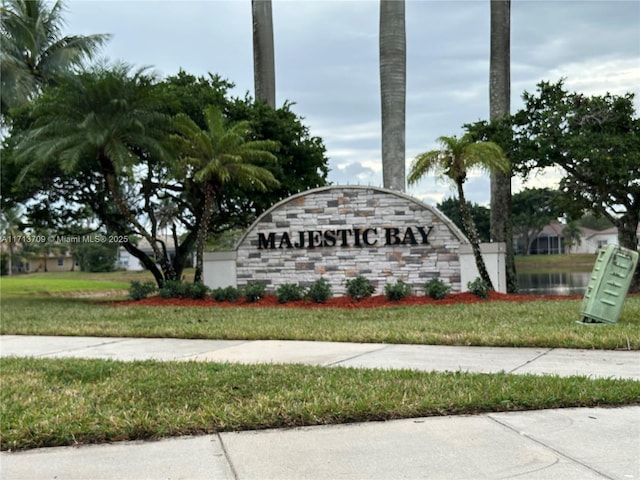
[536,222,639,242]
[584,226,618,239]
[120,235,177,254]
[538,221,565,237]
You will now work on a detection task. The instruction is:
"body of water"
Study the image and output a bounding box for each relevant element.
[516,271,591,296]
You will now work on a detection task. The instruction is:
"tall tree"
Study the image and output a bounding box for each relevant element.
[489,0,516,291]
[437,197,491,243]
[408,134,509,289]
[172,105,279,282]
[379,0,406,192]
[562,221,582,254]
[251,0,275,108]
[0,0,110,116]
[4,69,329,287]
[512,80,640,291]
[511,187,563,255]
[159,72,328,226]
[11,64,183,287]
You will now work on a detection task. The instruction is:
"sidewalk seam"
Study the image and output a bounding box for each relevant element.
[216,433,239,480]
[507,348,554,375]
[33,338,130,358]
[324,344,390,367]
[487,414,617,480]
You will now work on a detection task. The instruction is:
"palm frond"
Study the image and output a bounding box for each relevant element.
[408,134,509,187]
[464,142,510,174]
[407,150,445,185]
[1,0,109,111]
[175,104,280,191]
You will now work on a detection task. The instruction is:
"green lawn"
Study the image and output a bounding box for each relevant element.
[2,295,639,349]
[0,270,153,296]
[515,253,596,272]
[3,357,639,451]
[1,271,639,349]
[1,270,639,452]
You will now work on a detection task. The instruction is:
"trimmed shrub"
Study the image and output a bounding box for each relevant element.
[212,286,241,302]
[345,275,375,300]
[244,282,266,303]
[384,280,412,302]
[307,278,333,304]
[223,286,241,302]
[129,281,157,300]
[276,283,306,303]
[159,280,187,299]
[185,282,210,300]
[467,277,490,299]
[424,278,451,300]
[211,287,226,302]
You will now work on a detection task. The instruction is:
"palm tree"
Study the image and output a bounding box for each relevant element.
[172,105,279,282]
[379,0,406,192]
[251,0,275,108]
[488,0,515,291]
[14,64,177,286]
[0,0,110,116]
[408,134,509,289]
[562,221,582,254]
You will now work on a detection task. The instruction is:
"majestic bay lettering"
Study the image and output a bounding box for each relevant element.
[258,226,433,250]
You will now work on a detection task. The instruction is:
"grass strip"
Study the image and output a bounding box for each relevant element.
[2,296,639,350]
[2,357,639,451]
[515,253,596,271]
[0,275,130,296]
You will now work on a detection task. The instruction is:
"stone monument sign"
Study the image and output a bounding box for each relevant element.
[204,185,506,295]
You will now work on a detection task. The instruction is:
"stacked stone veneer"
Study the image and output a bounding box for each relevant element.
[235,186,469,295]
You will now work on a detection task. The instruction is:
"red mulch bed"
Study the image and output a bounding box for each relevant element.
[114,291,583,309]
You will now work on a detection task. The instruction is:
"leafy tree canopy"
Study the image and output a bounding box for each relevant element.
[469,79,639,290]
[578,213,614,231]
[158,72,329,231]
[2,66,330,286]
[436,197,490,243]
[513,81,639,274]
[511,188,564,255]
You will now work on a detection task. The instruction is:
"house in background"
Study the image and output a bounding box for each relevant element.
[29,251,78,272]
[519,222,639,255]
[527,222,566,255]
[116,235,185,271]
[571,226,619,254]
[117,246,143,271]
[1,248,77,274]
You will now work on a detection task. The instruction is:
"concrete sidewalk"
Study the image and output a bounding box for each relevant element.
[1,335,640,379]
[1,335,639,480]
[2,407,638,480]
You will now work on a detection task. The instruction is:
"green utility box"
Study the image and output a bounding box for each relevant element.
[580,245,639,324]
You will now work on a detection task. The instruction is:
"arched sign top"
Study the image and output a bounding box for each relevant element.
[235,185,469,250]
[232,185,472,295]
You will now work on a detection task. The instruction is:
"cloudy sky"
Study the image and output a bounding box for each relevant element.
[65,0,640,206]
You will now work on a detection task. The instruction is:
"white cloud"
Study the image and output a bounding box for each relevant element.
[553,57,640,103]
[513,167,565,195]
[314,121,380,143]
[63,0,639,206]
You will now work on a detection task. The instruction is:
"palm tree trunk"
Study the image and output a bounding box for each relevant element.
[458,181,495,290]
[252,0,276,108]
[380,0,406,192]
[489,0,516,292]
[194,183,216,283]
